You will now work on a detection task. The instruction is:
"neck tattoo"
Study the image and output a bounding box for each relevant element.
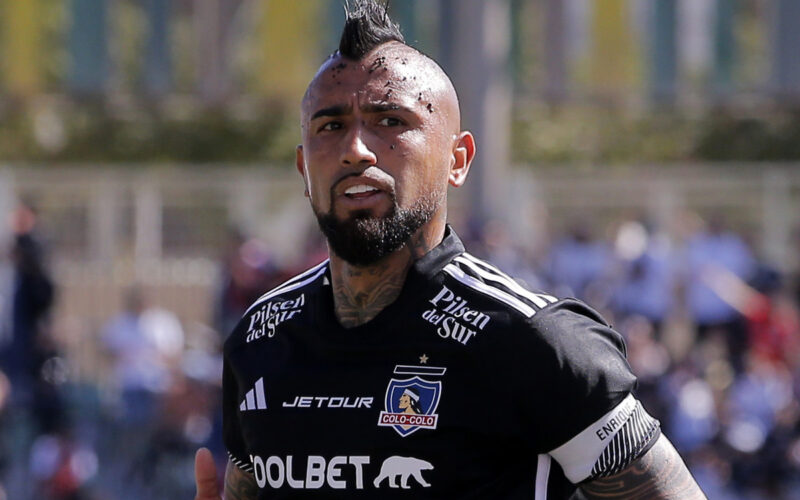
[332,227,439,328]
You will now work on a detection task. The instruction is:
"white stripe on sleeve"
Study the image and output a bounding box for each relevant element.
[443,264,537,317]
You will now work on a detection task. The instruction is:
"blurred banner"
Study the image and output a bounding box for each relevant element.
[255,1,321,100]
[2,0,43,97]
[713,0,737,94]
[144,0,172,96]
[773,0,800,98]
[589,0,638,94]
[195,0,239,105]
[543,0,567,102]
[650,0,678,102]
[69,0,109,95]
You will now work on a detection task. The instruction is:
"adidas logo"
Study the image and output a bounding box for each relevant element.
[239,377,268,411]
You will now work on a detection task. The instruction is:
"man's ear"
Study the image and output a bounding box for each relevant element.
[296,145,310,197]
[449,131,476,188]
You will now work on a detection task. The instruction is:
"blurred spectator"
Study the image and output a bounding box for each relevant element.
[214,229,282,337]
[618,315,670,414]
[702,262,800,367]
[481,219,544,290]
[684,215,755,371]
[2,201,65,437]
[662,361,719,453]
[29,429,97,500]
[102,287,184,426]
[0,203,56,413]
[612,220,677,334]
[723,355,796,496]
[0,202,70,500]
[126,373,219,499]
[100,287,184,499]
[545,220,611,301]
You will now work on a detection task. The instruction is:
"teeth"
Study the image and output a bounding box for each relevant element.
[345,185,378,195]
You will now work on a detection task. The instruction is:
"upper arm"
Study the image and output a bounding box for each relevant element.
[523,301,698,496]
[576,434,706,500]
[224,460,259,500]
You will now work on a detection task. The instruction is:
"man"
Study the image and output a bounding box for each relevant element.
[195,1,706,498]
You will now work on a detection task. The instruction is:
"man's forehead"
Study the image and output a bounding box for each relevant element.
[320,42,428,79]
[302,43,449,114]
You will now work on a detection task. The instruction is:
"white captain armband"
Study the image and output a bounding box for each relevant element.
[548,394,660,483]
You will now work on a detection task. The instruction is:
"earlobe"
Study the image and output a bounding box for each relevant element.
[449,131,476,188]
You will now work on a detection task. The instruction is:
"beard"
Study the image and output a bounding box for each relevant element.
[314,190,441,267]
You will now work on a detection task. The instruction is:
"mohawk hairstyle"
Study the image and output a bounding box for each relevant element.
[338,0,405,60]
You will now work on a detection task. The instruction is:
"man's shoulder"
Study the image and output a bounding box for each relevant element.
[244,259,329,314]
[223,259,328,351]
[437,251,560,320]
[436,251,627,356]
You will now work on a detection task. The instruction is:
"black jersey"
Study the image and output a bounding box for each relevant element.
[223,227,660,499]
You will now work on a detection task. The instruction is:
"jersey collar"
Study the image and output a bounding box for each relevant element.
[411,224,465,279]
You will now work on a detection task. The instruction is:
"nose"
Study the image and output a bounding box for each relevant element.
[339,125,377,168]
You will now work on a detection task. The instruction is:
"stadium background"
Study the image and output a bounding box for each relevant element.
[1,0,800,498]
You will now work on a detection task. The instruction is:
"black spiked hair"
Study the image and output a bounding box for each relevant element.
[338,0,405,60]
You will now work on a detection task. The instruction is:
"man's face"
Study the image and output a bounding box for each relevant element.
[398,394,411,409]
[297,44,464,265]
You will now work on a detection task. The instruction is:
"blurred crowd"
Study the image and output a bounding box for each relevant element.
[465,214,800,500]
[1,206,799,499]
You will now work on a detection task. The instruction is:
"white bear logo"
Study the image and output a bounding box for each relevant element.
[373,456,433,489]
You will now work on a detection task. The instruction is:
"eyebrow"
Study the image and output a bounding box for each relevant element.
[310,102,414,121]
[361,103,411,114]
[310,105,352,121]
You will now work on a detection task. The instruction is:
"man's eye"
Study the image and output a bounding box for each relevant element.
[378,117,402,127]
[319,122,341,132]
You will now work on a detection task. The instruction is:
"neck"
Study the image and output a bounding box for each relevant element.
[329,220,445,328]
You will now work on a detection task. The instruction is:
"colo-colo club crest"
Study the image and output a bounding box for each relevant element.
[378,365,446,437]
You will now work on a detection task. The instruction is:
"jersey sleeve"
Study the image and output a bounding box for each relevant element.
[522,299,660,483]
[222,354,254,474]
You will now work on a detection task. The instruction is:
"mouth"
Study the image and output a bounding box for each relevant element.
[344,184,381,199]
[334,176,393,213]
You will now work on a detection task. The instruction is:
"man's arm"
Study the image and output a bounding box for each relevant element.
[195,448,259,500]
[223,460,259,500]
[576,434,706,500]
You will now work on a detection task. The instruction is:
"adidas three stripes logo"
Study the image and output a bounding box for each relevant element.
[239,377,268,411]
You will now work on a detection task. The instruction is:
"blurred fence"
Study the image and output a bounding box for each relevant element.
[2,163,799,379]
[521,165,800,273]
[3,166,314,381]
